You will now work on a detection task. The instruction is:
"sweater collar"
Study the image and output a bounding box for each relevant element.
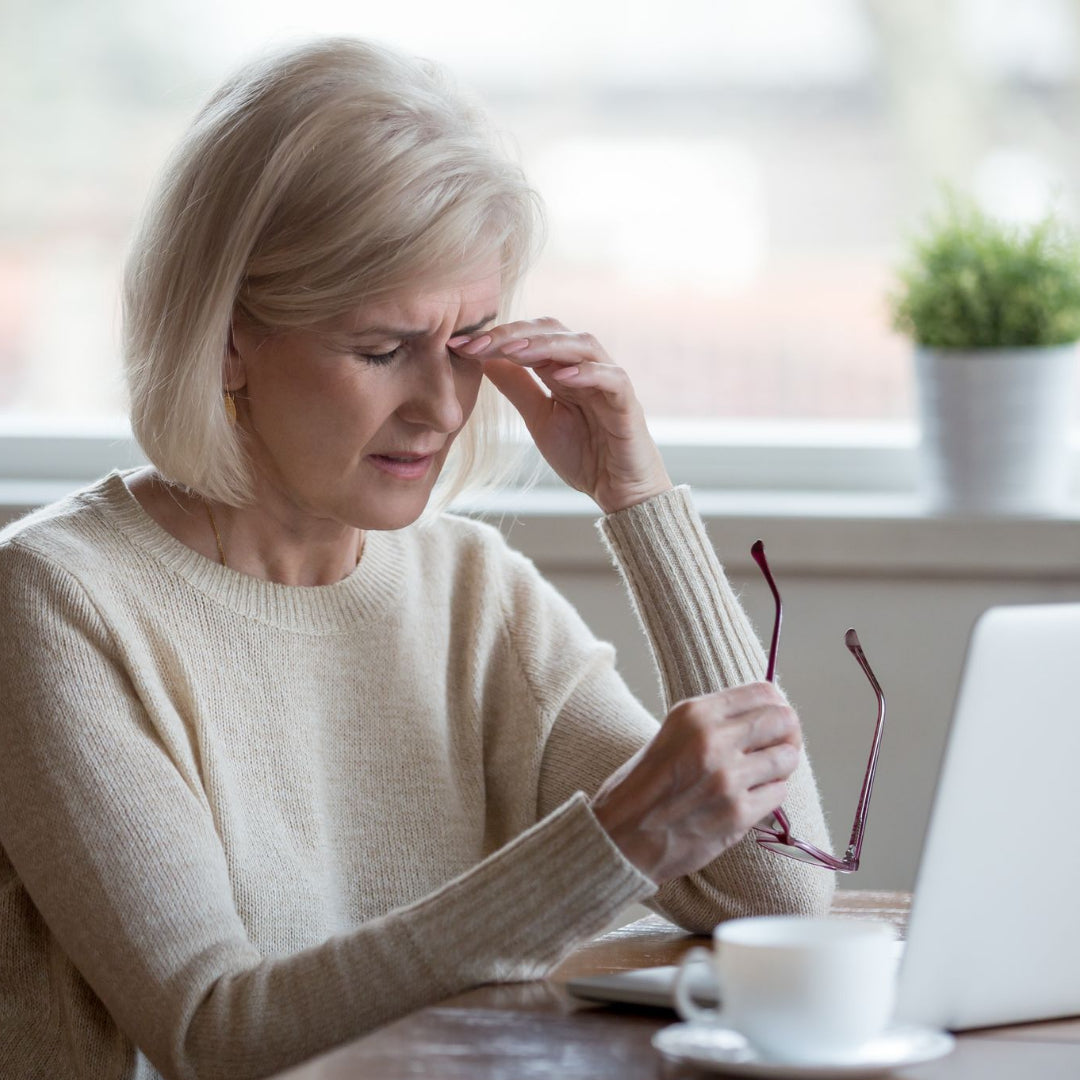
[85,471,409,633]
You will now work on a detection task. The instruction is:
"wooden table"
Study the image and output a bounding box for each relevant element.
[273,891,1080,1078]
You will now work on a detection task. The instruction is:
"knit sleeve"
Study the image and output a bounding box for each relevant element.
[534,486,835,931]
[0,542,654,1080]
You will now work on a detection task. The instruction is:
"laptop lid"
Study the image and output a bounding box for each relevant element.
[895,603,1080,1030]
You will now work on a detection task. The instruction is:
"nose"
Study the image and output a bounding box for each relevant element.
[396,349,465,433]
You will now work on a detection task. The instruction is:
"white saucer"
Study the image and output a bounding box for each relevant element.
[651,1022,955,1078]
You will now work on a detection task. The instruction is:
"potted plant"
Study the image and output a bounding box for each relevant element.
[890,194,1080,513]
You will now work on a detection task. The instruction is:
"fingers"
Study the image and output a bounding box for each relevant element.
[489,331,611,371]
[544,361,638,415]
[481,355,550,429]
[707,680,786,716]
[451,315,567,356]
[590,685,807,882]
[746,780,790,824]
[450,318,611,373]
[456,317,625,424]
[471,323,646,461]
[663,686,802,789]
[745,741,800,790]
[741,702,802,754]
[454,315,670,516]
[672,682,801,751]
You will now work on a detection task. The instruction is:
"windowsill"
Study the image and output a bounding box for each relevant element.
[455,487,1080,578]
[4,480,1080,581]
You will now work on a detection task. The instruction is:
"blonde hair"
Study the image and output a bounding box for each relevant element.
[123,37,542,507]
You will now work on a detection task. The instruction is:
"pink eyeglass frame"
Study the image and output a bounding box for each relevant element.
[750,540,885,874]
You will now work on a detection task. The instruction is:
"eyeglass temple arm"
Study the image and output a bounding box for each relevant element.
[751,540,782,683]
[751,540,791,839]
[843,628,886,867]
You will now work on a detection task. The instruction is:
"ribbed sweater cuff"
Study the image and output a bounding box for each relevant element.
[597,485,767,701]
[390,793,656,993]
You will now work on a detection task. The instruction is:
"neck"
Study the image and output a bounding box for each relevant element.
[204,498,366,586]
[125,468,367,587]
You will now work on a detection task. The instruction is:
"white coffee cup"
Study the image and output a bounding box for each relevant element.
[673,915,900,1064]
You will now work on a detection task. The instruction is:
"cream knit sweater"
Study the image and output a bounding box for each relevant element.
[0,474,833,1080]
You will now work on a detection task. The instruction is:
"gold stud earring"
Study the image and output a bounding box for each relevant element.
[224,390,237,426]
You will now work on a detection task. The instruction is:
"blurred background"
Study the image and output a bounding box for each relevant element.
[5,0,1080,426]
[6,1,1080,893]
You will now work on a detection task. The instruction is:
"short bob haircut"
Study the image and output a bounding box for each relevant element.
[123,37,542,509]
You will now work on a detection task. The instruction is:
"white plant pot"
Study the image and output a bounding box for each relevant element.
[915,344,1077,514]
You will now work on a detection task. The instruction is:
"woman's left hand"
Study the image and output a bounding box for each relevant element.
[449,317,672,514]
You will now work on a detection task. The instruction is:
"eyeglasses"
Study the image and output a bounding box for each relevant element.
[750,540,885,874]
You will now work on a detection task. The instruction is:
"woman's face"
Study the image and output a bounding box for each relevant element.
[229,269,501,532]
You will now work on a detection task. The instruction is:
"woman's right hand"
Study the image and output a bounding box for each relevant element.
[590,682,802,884]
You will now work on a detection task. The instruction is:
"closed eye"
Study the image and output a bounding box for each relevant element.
[355,346,403,366]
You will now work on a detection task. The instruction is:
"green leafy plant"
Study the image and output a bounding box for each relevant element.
[890,194,1080,348]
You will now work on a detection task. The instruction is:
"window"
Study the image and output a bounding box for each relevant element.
[4,0,1079,488]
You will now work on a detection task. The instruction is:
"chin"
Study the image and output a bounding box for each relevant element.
[354,487,438,532]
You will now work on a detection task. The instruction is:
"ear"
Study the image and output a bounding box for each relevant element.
[225,320,249,392]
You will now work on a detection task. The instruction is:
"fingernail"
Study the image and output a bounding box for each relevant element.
[457,334,492,354]
[502,338,530,353]
[447,335,472,348]
[552,366,580,381]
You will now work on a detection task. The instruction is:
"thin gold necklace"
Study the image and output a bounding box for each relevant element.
[203,501,365,571]
[205,501,228,567]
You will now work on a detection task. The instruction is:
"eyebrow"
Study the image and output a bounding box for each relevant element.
[348,313,498,340]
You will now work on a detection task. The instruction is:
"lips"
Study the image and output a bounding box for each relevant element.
[368,450,440,480]
[374,450,441,461]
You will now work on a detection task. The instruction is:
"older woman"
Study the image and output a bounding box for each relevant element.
[0,37,832,1080]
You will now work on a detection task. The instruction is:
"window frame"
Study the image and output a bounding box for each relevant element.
[2,418,1078,512]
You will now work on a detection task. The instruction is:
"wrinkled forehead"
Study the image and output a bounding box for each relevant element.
[335,267,503,336]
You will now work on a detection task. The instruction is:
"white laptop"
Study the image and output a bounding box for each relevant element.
[569,603,1080,1032]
